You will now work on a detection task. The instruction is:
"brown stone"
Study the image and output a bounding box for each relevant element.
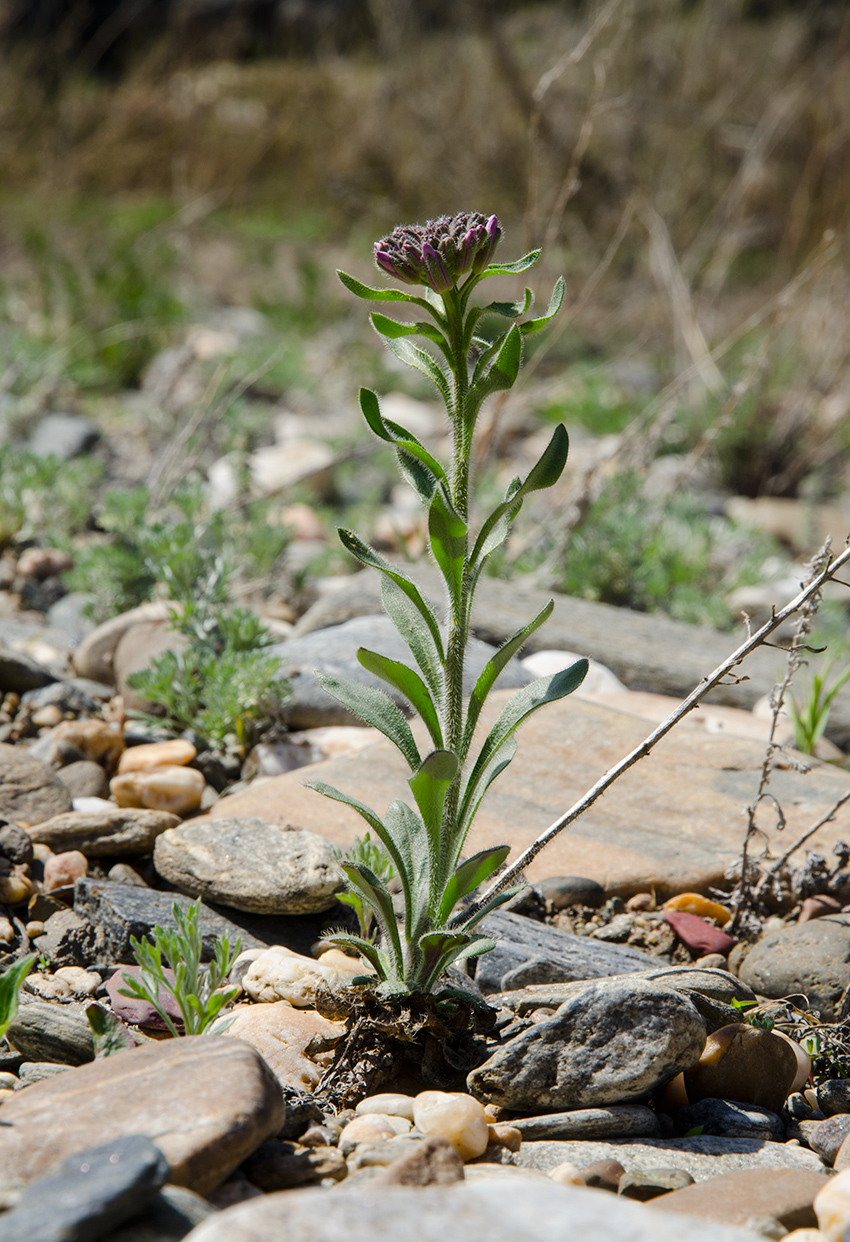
[224,1001,345,1092]
[113,620,189,713]
[49,719,125,773]
[110,765,205,815]
[0,743,73,827]
[650,1167,831,1230]
[808,1114,850,1165]
[580,1159,625,1191]
[43,850,88,892]
[196,693,850,896]
[0,1036,284,1196]
[118,739,197,772]
[241,1141,347,1190]
[72,600,176,685]
[377,1135,465,1186]
[684,1024,798,1113]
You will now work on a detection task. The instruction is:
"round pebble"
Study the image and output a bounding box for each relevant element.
[355,1093,416,1121]
[338,1114,406,1153]
[110,765,205,815]
[44,849,88,893]
[118,739,197,773]
[547,1161,585,1186]
[413,1091,489,1161]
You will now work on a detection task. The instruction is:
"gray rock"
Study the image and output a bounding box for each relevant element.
[0,645,58,693]
[105,1184,216,1242]
[817,1078,850,1116]
[73,878,265,963]
[270,615,534,729]
[17,1061,75,1085]
[474,910,657,994]
[45,593,97,645]
[153,818,342,915]
[31,908,103,969]
[113,620,189,713]
[467,976,706,1110]
[514,1105,661,1141]
[0,1134,169,1242]
[0,742,73,825]
[514,1136,826,1180]
[179,1179,760,1242]
[676,1099,785,1142]
[807,1113,850,1163]
[32,808,180,856]
[72,601,176,686]
[618,1168,695,1201]
[535,875,606,909]
[0,820,34,865]
[495,965,755,1017]
[739,916,850,1020]
[5,1000,95,1066]
[28,412,99,460]
[55,760,109,800]
[21,680,102,715]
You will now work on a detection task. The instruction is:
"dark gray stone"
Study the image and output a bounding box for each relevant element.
[34,908,103,969]
[0,1134,169,1242]
[28,412,100,460]
[817,1079,850,1116]
[0,819,34,865]
[739,916,850,1020]
[6,1000,95,1065]
[73,878,265,963]
[0,742,73,825]
[619,1168,696,1201]
[21,681,102,715]
[514,1105,661,1141]
[103,1184,215,1241]
[270,615,534,729]
[467,976,706,1110]
[535,875,606,910]
[676,1099,785,1142]
[494,966,757,1016]
[474,909,657,994]
[0,645,58,693]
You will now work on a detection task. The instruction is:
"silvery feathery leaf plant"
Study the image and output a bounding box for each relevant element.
[310,212,588,998]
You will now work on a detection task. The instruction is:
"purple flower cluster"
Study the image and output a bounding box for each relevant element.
[374,212,501,293]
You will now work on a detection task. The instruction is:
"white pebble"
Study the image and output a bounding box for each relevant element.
[548,1161,585,1186]
[355,1093,416,1121]
[413,1091,489,1161]
[815,1167,850,1241]
[338,1114,405,1153]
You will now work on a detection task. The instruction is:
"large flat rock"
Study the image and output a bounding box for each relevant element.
[512,1136,825,1180]
[202,693,850,896]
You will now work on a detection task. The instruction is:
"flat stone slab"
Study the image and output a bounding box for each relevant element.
[512,1136,825,1180]
[181,1179,760,1242]
[201,693,850,896]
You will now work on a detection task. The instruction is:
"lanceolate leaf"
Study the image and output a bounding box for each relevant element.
[340,862,403,975]
[0,953,36,1038]
[436,845,510,924]
[357,647,443,748]
[337,530,444,659]
[462,601,555,751]
[381,577,444,702]
[419,933,498,992]
[450,885,525,931]
[306,782,415,927]
[359,389,448,490]
[456,736,518,852]
[462,664,588,827]
[479,249,541,277]
[520,276,565,335]
[386,337,451,406]
[428,490,467,611]
[483,287,533,319]
[314,671,421,769]
[371,312,450,355]
[408,749,459,885]
[322,932,384,977]
[337,270,438,318]
[470,425,569,568]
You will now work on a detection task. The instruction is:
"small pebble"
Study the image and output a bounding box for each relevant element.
[356,1093,416,1121]
[0,917,15,944]
[25,921,46,938]
[43,850,88,894]
[110,764,205,815]
[580,1159,625,1192]
[117,739,197,773]
[487,1123,522,1152]
[815,1166,850,1241]
[339,1115,403,1153]
[547,1162,585,1186]
[32,705,63,728]
[413,1091,489,1161]
[0,867,34,906]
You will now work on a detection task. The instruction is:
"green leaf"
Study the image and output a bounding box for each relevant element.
[307,783,416,934]
[0,953,36,1039]
[358,389,448,491]
[381,576,444,702]
[386,337,451,406]
[337,530,444,660]
[338,270,432,313]
[483,288,533,319]
[470,425,569,568]
[462,663,588,831]
[478,249,541,277]
[371,312,449,352]
[437,845,510,924]
[322,932,385,978]
[357,647,443,749]
[408,749,459,883]
[450,884,525,931]
[520,276,565,335]
[340,862,403,976]
[428,490,467,611]
[419,932,498,991]
[463,601,555,751]
[314,671,421,769]
[457,735,518,848]
[86,1003,136,1057]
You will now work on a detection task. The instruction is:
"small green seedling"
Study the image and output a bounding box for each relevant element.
[789,659,850,757]
[119,899,240,1037]
[0,953,36,1041]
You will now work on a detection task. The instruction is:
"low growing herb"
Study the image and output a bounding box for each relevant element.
[311,212,587,997]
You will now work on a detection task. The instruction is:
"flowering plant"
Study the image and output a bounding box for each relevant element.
[311,213,587,997]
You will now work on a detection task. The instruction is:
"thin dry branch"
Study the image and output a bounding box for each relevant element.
[457,540,850,926]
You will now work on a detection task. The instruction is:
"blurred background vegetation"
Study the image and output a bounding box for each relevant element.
[1,0,850,646]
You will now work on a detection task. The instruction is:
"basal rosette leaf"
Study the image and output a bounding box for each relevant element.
[408,749,459,890]
[0,952,36,1040]
[436,845,510,924]
[418,932,498,992]
[339,861,404,978]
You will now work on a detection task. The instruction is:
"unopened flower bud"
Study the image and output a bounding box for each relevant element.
[374,212,502,293]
